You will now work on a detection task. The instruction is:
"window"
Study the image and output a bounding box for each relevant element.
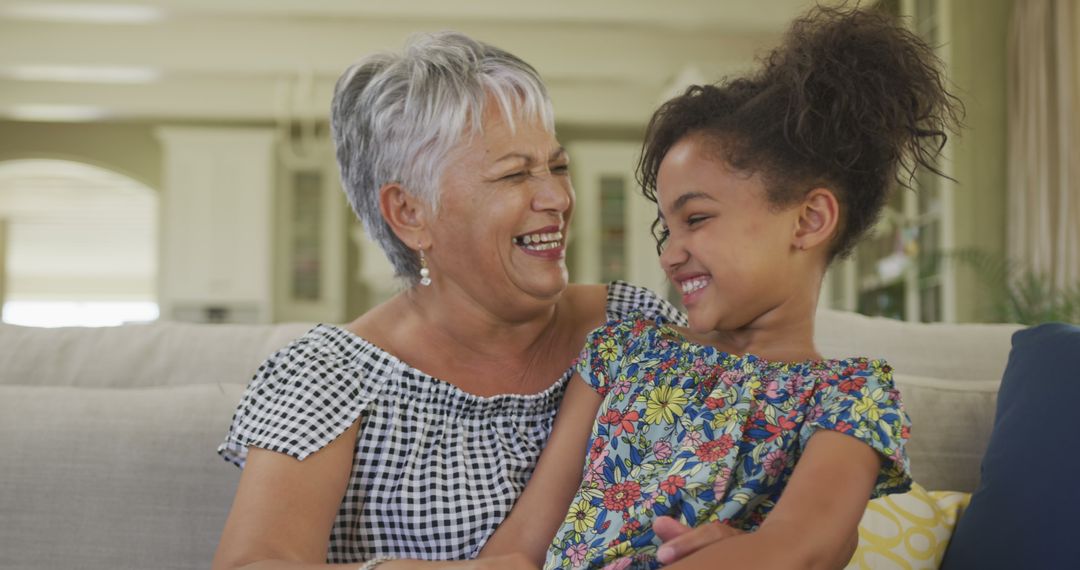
[0,159,158,327]
[822,0,955,322]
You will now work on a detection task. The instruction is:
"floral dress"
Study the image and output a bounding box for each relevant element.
[544,313,912,570]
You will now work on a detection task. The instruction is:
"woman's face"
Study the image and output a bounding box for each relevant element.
[425,102,574,316]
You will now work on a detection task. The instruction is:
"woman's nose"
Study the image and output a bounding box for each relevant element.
[533,175,572,213]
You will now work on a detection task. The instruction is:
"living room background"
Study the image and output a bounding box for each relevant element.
[0,0,1038,327]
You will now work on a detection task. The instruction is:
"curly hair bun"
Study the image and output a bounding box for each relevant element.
[638,5,962,258]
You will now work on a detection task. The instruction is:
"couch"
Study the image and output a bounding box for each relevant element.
[0,310,1022,569]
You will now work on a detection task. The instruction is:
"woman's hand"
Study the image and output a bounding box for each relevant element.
[653,516,745,565]
[455,553,539,570]
[377,555,537,570]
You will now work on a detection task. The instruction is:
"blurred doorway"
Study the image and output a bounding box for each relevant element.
[0,159,158,327]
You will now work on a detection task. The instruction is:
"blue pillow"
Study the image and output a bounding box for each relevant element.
[940,323,1080,569]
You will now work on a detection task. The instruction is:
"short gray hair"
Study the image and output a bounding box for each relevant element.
[330,31,555,283]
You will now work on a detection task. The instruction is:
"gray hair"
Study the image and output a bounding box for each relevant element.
[330,31,555,283]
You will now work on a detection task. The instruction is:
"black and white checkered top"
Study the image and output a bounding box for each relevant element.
[218,281,683,564]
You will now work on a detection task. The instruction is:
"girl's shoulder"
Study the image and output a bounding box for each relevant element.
[585,309,674,343]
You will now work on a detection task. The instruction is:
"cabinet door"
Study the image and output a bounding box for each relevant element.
[157,127,275,323]
[567,142,669,296]
[274,151,347,324]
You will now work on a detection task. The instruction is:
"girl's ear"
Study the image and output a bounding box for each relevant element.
[793,188,840,251]
[379,183,432,248]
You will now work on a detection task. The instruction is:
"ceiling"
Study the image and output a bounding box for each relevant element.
[0,0,823,127]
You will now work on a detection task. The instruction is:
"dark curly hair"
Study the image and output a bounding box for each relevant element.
[637,5,963,259]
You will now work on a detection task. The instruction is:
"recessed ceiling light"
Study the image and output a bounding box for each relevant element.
[0,3,163,24]
[0,65,161,84]
[5,105,109,122]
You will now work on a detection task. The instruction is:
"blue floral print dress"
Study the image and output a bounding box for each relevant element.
[543,313,912,570]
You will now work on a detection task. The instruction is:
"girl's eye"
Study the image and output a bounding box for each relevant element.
[686,215,709,226]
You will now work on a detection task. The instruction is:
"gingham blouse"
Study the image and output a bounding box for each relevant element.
[218,281,684,564]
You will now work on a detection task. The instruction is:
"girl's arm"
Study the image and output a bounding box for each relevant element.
[479,374,602,565]
[661,430,880,570]
[213,420,534,570]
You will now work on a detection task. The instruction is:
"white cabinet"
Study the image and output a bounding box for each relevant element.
[156,127,275,323]
[568,142,669,296]
[273,147,348,324]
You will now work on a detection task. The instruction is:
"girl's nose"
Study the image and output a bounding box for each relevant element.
[658,232,686,272]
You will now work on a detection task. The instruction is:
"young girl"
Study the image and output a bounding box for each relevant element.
[480,6,960,570]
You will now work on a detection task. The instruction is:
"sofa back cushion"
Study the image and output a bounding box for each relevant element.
[0,322,312,388]
[892,374,999,493]
[814,309,1019,381]
[815,309,1019,492]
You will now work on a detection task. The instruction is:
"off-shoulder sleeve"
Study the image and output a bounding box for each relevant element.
[574,314,652,396]
[798,359,912,497]
[217,332,388,467]
[606,280,686,326]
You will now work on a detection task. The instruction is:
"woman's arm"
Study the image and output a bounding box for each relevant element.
[214,421,535,570]
[661,430,880,570]
[479,374,602,565]
[212,419,363,570]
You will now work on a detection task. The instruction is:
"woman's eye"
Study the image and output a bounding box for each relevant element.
[687,215,709,226]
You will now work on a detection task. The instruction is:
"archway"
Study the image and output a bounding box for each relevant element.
[0,159,158,327]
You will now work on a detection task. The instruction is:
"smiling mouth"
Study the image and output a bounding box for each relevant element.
[513,230,564,251]
[680,276,710,294]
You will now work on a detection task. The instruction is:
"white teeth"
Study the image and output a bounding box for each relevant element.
[515,230,564,249]
[681,277,709,294]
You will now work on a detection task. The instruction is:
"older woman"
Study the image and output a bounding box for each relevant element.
[212,32,682,570]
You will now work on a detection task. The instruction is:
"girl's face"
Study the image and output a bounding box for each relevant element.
[425,103,574,316]
[656,135,804,334]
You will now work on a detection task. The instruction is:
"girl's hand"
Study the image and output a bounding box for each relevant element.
[654,516,746,565]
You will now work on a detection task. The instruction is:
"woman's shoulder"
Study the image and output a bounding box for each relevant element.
[605,280,685,324]
[565,280,685,326]
[261,324,385,377]
[218,325,395,466]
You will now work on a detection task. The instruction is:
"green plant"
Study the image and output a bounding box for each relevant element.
[921,248,1080,324]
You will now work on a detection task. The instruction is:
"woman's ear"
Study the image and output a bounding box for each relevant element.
[793,188,840,251]
[379,183,431,247]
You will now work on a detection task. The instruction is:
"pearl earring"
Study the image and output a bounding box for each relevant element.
[418,246,432,286]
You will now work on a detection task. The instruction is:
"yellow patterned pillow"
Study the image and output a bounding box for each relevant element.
[844,483,971,570]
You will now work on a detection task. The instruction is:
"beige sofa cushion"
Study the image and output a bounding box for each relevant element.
[0,383,245,570]
[0,322,313,388]
[814,310,1018,492]
[815,309,1020,381]
[893,374,999,492]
